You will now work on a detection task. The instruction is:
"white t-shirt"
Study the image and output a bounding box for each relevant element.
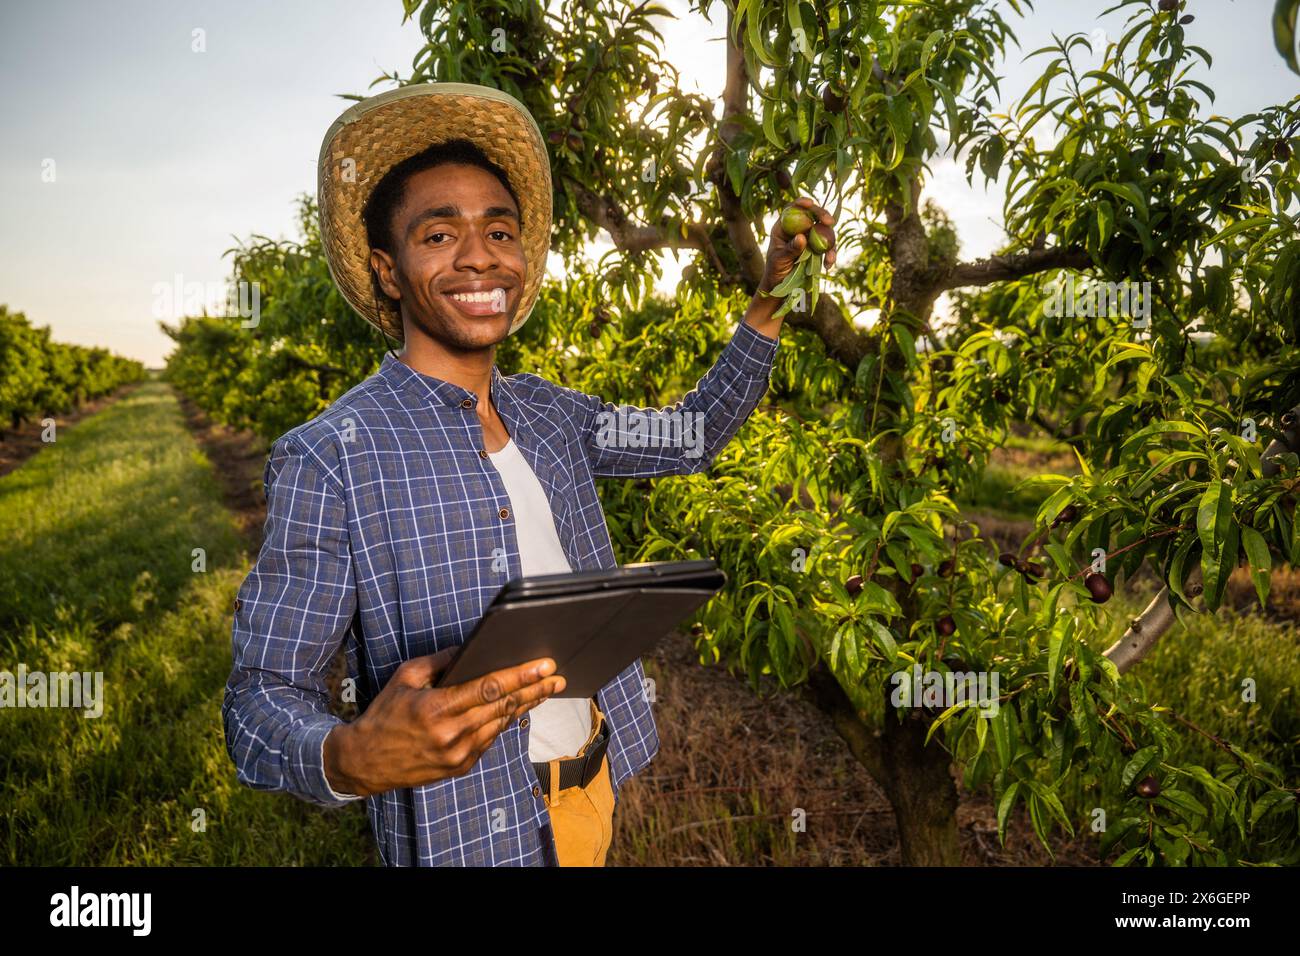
[487,438,593,762]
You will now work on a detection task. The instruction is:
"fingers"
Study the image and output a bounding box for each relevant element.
[460,673,566,732]
[793,195,836,226]
[390,646,461,689]
[435,657,559,715]
[775,197,837,270]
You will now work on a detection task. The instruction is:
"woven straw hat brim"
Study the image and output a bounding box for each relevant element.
[317,83,552,342]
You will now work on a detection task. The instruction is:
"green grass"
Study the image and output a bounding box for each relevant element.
[0,382,371,864]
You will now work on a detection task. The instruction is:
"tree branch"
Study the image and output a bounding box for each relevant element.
[934,246,1091,295]
[705,6,873,371]
[711,11,766,287]
[564,176,708,254]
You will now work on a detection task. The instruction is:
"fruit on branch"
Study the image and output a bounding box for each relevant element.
[845,573,864,597]
[546,129,565,145]
[936,614,956,637]
[910,562,925,579]
[565,132,584,152]
[766,202,832,319]
[780,205,815,235]
[821,83,847,113]
[1084,571,1113,603]
[808,223,832,254]
[1145,150,1166,171]
[993,387,1011,403]
[998,552,1018,568]
[775,166,793,190]
[1275,140,1293,162]
[938,558,955,577]
[1135,775,1162,799]
[1051,504,1080,528]
[1157,0,1178,11]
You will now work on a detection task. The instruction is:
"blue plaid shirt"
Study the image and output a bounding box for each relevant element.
[222,319,779,865]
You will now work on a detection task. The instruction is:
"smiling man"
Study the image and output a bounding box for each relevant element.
[221,82,835,867]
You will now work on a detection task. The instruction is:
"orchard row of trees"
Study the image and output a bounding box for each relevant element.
[160,197,389,442]
[0,305,146,438]
[167,0,1300,865]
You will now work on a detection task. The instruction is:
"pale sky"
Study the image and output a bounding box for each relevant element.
[0,0,1293,366]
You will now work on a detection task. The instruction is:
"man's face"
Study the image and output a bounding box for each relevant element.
[370,162,526,352]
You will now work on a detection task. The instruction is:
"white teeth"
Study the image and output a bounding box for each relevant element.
[449,289,505,303]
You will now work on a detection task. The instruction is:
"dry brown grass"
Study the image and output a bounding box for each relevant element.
[607,629,1099,866]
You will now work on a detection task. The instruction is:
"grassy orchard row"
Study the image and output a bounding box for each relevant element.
[0,382,370,864]
[0,305,147,437]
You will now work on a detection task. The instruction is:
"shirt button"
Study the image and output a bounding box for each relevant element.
[460,398,473,409]
[520,717,529,729]
[532,785,541,797]
[479,449,489,459]
[233,598,242,612]
[499,507,510,519]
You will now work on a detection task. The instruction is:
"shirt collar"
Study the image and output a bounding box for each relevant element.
[378,351,508,411]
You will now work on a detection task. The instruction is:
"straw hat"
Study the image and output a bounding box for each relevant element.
[317,83,553,342]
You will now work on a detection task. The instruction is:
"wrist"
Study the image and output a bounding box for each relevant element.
[744,288,783,338]
[323,722,367,798]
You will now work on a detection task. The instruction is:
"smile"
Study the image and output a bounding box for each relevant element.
[443,288,509,316]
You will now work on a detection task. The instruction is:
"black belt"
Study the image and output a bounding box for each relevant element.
[532,718,609,794]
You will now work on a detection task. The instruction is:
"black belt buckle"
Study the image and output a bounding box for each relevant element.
[534,718,608,794]
[579,720,610,788]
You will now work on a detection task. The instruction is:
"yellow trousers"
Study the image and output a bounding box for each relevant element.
[541,697,615,867]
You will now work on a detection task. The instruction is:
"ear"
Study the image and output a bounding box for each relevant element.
[370,249,402,303]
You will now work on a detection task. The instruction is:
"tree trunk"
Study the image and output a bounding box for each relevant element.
[806,665,962,865]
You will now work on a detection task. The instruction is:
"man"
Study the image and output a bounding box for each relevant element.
[221,82,836,866]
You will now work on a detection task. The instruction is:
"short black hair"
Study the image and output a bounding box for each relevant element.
[362,138,521,254]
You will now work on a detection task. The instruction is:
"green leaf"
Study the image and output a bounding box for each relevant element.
[1250,788,1297,828]
[864,618,898,663]
[1197,479,1231,559]
[1206,216,1273,244]
[768,258,808,297]
[991,703,1013,767]
[924,698,975,746]
[1090,181,1148,221]
[1205,519,1239,612]
[1121,746,1160,789]
[1273,0,1300,75]
[1047,627,1066,696]
[1240,525,1272,608]
[996,782,1021,843]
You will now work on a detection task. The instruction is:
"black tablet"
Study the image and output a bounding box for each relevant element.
[433,560,727,698]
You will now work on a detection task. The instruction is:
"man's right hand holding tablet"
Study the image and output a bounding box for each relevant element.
[323,648,565,798]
